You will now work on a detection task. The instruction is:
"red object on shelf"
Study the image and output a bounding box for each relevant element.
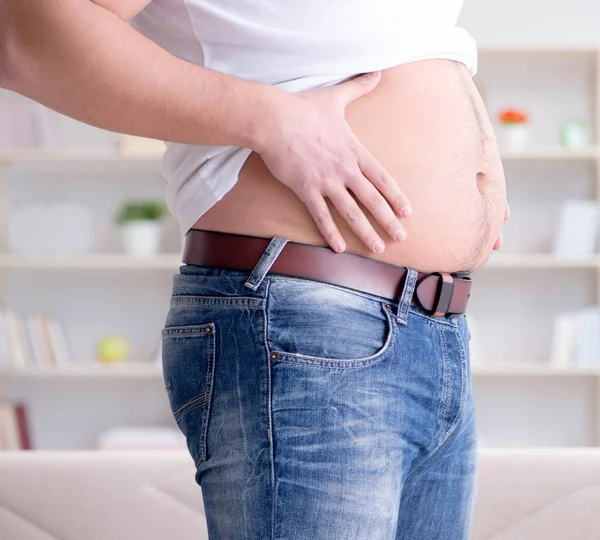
[498,108,529,124]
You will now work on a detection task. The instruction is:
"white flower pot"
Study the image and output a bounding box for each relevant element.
[502,124,530,150]
[122,221,162,255]
[561,121,590,150]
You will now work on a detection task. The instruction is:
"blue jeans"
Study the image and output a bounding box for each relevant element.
[162,236,478,540]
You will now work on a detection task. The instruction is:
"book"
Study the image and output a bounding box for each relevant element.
[550,312,576,369]
[553,201,599,257]
[551,307,600,369]
[3,310,28,368]
[26,314,49,365]
[573,307,600,368]
[0,403,20,450]
[39,314,57,366]
[0,310,10,367]
[0,402,32,450]
[14,404,32,450]
[46,318,72,365]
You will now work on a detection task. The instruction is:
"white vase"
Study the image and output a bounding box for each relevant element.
[122,221,162,255]
[502,124,530,150]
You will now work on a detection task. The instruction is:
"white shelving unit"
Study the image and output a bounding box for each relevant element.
[1,47,600,449]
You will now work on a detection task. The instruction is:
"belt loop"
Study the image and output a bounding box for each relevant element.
[243,236,289,291]
[395,268,418,325]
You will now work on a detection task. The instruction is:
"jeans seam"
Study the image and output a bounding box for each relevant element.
[438,323,452,443]
[170,296,263,308]
[264,278,276,540]
[405,326,469,482]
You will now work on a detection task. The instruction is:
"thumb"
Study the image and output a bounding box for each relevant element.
[336,71,382,104]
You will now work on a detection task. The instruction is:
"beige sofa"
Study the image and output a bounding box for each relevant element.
[1,449,599,540]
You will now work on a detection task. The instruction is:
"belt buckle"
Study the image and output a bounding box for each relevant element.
[428,272,456,318]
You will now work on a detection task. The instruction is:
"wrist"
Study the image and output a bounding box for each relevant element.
[240,84,287,154]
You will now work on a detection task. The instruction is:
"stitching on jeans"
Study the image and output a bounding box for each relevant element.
[404,324,470,482]
[264,279,277,540]
[268,304,396,370]
[437,325,468,448]
[438,324,469,448]
[170,296,263,307]
[173,391,211,422]
[438,323,452,443]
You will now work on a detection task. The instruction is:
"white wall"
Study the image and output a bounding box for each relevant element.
[460,0,600,47]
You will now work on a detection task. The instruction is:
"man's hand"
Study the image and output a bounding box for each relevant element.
[492,202,510,251]
[257,72,411,254]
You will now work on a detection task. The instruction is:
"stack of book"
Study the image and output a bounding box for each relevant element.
[0,310,72,369]
[0,401,31,450]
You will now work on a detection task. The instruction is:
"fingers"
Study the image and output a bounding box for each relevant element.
[335,71,382,104]
[493,233,503,251]
[303,195,347,253]
[327,188,387,254]
[505,201,511,221]
[346,174,407,242]
[358,147,411,217]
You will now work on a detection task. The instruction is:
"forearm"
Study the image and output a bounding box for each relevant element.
[0,0,280,150]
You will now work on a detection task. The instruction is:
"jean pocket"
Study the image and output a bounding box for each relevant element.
[266,277,396,369]
[161,323,216,468]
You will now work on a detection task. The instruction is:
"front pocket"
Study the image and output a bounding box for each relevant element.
[266,277,396,369]
[161,323,216,468]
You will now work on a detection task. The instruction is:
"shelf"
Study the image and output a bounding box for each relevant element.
[0,253,597,271]
[0,363,162,379]
[484,254,600,269]
[472,364,600,377]
[0,147,598,165]
[0,253,182,270]
[479,47,600,56]
[499,146,599,160]
[0,149,163,165]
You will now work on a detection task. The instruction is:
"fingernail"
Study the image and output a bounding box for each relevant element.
[335,241,346,253]
[401,206,412,217]
[394,228,406,242]
[373,240,384,253]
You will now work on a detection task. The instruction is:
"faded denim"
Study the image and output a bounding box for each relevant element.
[162,235,478,540]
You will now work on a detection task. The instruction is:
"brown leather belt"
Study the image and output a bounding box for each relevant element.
[182,229,472,318]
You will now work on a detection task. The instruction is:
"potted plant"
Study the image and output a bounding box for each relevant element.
[498,108,530,150]
[115,200,167,255]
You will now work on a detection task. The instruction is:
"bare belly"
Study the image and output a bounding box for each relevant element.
[193,59,507,274]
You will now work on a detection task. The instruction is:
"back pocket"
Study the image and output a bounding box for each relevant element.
[161,323,216,468]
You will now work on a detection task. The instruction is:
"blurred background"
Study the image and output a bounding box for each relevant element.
[1,0,600,453]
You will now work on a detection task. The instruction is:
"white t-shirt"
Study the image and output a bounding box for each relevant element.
[130,0,477,234]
